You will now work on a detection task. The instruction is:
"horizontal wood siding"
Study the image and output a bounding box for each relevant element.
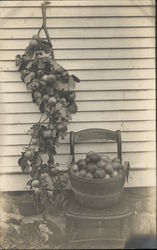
[0,0,155,190]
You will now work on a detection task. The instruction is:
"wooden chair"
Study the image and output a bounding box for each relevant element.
[64,128,133,248]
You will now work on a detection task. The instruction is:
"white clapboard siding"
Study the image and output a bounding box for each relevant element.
[0,0,155,190]
[0,1,155,7]
[0,49,155,61]
[0,58,156,71]
[0,80,155,92]
[0,38,155,49]
[0,18,155,29]
[0,169,155,191]
[0,27,155,39]
[0,121,156,135]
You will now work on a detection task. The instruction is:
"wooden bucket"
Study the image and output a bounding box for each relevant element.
[69,167,127,209]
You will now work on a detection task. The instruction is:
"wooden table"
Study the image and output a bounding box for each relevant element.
[65,199,135,249]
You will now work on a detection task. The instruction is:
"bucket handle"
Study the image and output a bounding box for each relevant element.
[123,161,130,182]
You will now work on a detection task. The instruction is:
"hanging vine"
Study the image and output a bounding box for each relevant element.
[15,2,80,210]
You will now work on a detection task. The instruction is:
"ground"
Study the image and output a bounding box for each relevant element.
[0,187,156,249]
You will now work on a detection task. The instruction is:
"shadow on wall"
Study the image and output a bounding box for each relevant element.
[124,234,157,249]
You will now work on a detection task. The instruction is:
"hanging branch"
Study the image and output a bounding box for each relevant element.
[16,0,79,211]
[39,2,55,60]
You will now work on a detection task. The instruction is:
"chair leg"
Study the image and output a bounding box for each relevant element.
[65,216,76,244]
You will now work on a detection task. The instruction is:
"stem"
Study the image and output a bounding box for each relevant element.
[28,137,33,148]
[38,113,44,125]
[40,115,49,124]
[41,3,55,60]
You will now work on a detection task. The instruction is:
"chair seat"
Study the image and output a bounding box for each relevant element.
[66,198,134,220]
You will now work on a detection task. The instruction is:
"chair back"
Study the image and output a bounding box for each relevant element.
[70,128,122,164]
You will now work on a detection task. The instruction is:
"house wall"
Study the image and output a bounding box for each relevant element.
[0,0,155,191]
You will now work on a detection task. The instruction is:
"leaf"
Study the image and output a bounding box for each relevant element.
[27,179,33,186]
[15,55,22,67]
[25,61,33,70]
[25,45,35,59]
[67,112,72,120]
[55,140,60,147]
[24,74,32,84]
[39,103,45,113]
[38,60,46,69]
[68,75,75,90]
[20,69,30,81]
[40,40,52,54]
[59,107,67,119]
[52,61,64,73]
[56,80,68,91]
[40,153,49,164]
[71,74,80,83]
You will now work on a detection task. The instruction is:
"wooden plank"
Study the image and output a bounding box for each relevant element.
[0,110,155,124]
[0,140,155,156]
[0,162,156,175]
[0,79,155,92]
[0,1,155,7]
[0,58,155,71]
[0,38,155,49]
[0,7,155,18]
[0,121,155,135]
[0,27,155,39]
[0,169,155,191]
[0,90,155,103]
[0,69,155,81]
[0,49,155,60]
[0,151,155,168]
[0,17,155,29]
[0,100,155,114]
[0,131,155,147]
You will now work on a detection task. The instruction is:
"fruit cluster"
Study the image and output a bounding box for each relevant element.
[70,151,123,180]
[16,33,79,208]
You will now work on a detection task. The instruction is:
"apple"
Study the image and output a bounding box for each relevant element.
[71,164,79,172]
[32,179,40,188]
[57,124,67,132]
[97,160,106,168]
[24,150,33,160]
[94,169,106,179]
[32,81,39,89]
[105,163,113,175]
[79,169,87,177]
[100,155,110,162]
[105,174,110,180]
[43,130,53,139]
[29,39,38,47]
[36,98,42,106]
[42,95,49,103]
[47,74,56,82]
[32,34,42,42]
[34,92,41,99]
[48,97,56,105]
[87,163,97,173]
[111,170,118,177]
[85,172,94,179]
[42,74,49,82]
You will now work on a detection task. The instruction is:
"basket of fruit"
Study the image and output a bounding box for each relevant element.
[69,151,130,209]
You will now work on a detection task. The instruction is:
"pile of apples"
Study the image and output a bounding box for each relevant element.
[71,151,123,180]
